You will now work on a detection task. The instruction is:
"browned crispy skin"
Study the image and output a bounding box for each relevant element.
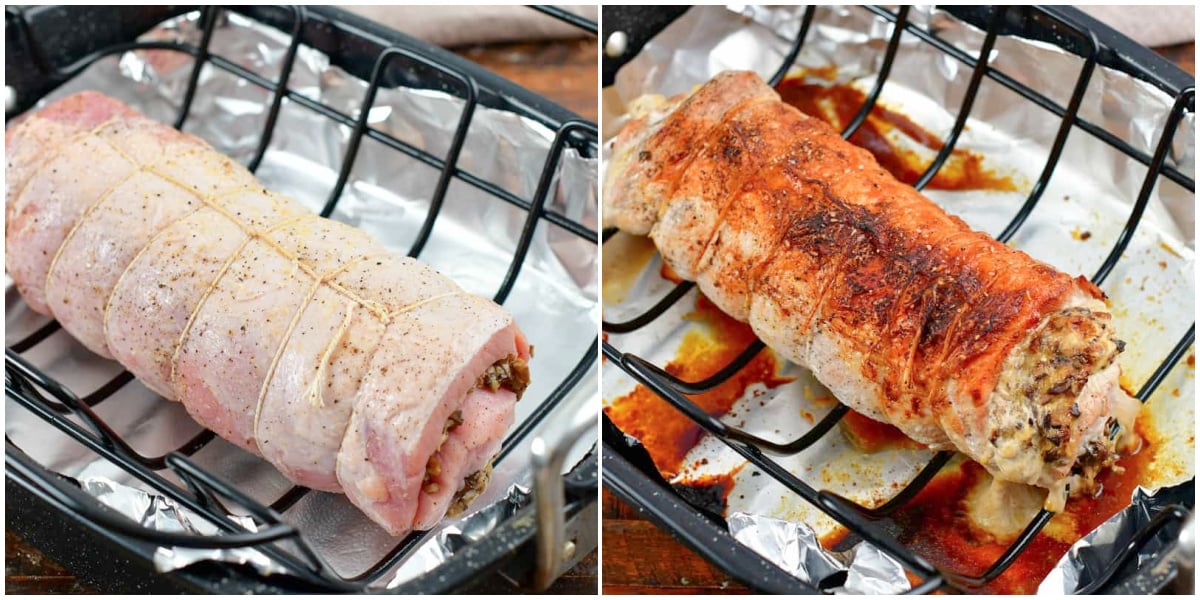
[607,73,1130,503]
[657,98,815,285]
[604,71,776,235]
[683,93,1102,426]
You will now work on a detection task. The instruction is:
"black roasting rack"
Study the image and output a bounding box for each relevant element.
[5,5,598,594]
[601,5,1195,594]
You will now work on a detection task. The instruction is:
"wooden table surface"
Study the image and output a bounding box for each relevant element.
[5,36,598,595]
[600,41,1196,595]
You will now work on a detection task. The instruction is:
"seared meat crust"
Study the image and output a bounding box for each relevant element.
[604,71,1135,509]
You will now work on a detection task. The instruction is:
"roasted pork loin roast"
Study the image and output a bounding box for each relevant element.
[604,71,1139,511]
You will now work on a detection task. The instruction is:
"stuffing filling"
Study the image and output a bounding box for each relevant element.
[988,306,1128,499]
[1069,418,1124,487]
[447,466,492,517]
[417,409,491,518]
[477,354,531,400]
[422,409,463,495]
[419,355,528,511]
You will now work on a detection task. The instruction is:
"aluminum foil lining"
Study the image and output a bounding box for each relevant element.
[77,477,288,577]
[728,480,1192,594]
[77,474,533,581]
[1039,480,1193,594]
[6,8,597,587]
[603,4,1194,594]
[385,483,532,588]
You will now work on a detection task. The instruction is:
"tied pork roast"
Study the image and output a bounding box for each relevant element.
[604,71,1141,513]
[6,91,532,536]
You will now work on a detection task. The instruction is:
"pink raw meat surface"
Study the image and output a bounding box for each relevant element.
[5,91,530,537]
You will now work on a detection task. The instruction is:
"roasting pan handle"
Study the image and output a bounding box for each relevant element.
[529,405,597,591]
[1173,510,1195,594]
[4,5,195,115]
[600,5,690,87]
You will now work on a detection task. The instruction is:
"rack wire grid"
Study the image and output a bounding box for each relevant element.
[601,5,1195,594]
[5,4,599,593]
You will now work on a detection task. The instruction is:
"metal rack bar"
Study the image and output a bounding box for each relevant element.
[864,5,1195,193]
[6,351,348,590]
[727,403,848,455]
[942,508,1056,588]
[174,6,218,130]
[610,341,943,581]
[600,281,694,333]
[530,5,597,35]
[630,339,766,395]
[767,6,816,87]
[321,46,478,220]
[494,120,598,305]
[199,51,598,242]
[1137,326,1196,401]
[996,24,1100,243]
[5,443,295,548]
[10,321,61,353]
[5,23,596,244]
[1092,88,1195,286]
[911,7,1005,191]
[840,5,909,139]
[246,5,305,174]
[845,451,954,518]
[6,359,130,415]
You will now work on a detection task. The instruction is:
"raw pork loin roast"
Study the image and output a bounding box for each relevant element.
[6,92,531,536]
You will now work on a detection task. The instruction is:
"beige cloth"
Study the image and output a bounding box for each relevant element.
[345,5,596,48]
[1079,5,1195,47]
[346,6,1190,50]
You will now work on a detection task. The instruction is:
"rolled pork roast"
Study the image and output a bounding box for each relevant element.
[6,91,531,536]
[603,71,1140,513]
